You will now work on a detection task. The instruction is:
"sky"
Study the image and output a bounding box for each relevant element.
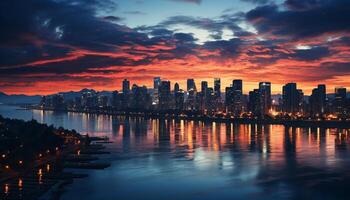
[1,0,350,95]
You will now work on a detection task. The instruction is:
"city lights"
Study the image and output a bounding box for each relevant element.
[38,78,349,121]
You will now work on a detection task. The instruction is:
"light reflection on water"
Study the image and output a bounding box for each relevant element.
[1,105,350,200]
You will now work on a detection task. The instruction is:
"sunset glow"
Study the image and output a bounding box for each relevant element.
[1,0,350,95]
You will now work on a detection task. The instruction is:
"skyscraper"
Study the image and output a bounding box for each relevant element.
[174,82,180,93]
[233,79,243,115]
[226,79,244,116]
[334,87,347,115]
[158,80,171,110]
[186,79,197,110]
[214,78,221,98]
[187,79,197,92]
[318,84,326,114]
[310,84,326,116]
[233,80,242,93]
[122,79,130,95]
[131,84,151,110]
[282,83,302,114]
[201,81,208,95]
[225,86,235,113]
[259,82,271,116]
[249,89,260,116]
[154,77,161,90]
[153,77,161,106]
[175,90,184,110]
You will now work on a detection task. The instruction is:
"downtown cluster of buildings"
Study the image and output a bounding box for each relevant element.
[40,77,350,119]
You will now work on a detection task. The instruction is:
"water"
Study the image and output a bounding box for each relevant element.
[1,105,350,200]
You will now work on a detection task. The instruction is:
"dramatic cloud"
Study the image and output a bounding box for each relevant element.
[246,0,350,38]
[103,16,123,22]
[0,0,350,95]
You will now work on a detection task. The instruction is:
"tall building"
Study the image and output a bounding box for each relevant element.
[122,79,130,95]
[205,88,216,113]
[186,79,197,110]
[282,83,302,114]
[309,84,326,116]
[297,89,304,114]
[233,80,242,93]
[225,86,235,113]
[154,77,161,90]
[158,80,171,110]
[201,81,208,95]
[318,84,326,114]
[334,87,347,115]
[153,77,161,106]
[232,79,243,115]
[259,82,271,116]
[187,79,197,92]
[131,84,151,110]
[198,81,209,112]
[249,89,260,116]
[214,78,221,98]
[174,90,185,110]
[225,79,243,116]
[174,82,180,93]
[122,79,130,109]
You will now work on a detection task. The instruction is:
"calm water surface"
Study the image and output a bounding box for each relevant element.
[1,105,350,200]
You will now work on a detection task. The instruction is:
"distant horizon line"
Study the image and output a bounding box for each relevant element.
[1,87,349,97]
[1,77,349,97]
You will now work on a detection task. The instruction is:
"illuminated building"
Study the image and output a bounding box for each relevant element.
[186,79,197,110]
[175,90,185,111]
[153,77,161,105]
[259,82,271,116]
[310,84,326,116]
[214,78,221,98]
[249,89,260,116]
[334,87,347,116]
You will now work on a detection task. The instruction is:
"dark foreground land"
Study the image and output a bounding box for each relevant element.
[0,115,110,200]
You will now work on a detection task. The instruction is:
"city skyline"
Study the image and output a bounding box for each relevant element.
[39,77,349,120]
[1,0,350,95]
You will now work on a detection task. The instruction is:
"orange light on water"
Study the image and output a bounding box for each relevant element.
[18,179,23,188]
[4,184,9,194]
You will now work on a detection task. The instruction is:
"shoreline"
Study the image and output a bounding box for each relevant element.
[0,114,112,200]
[1,139,111,200]
[29,107,350,128]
